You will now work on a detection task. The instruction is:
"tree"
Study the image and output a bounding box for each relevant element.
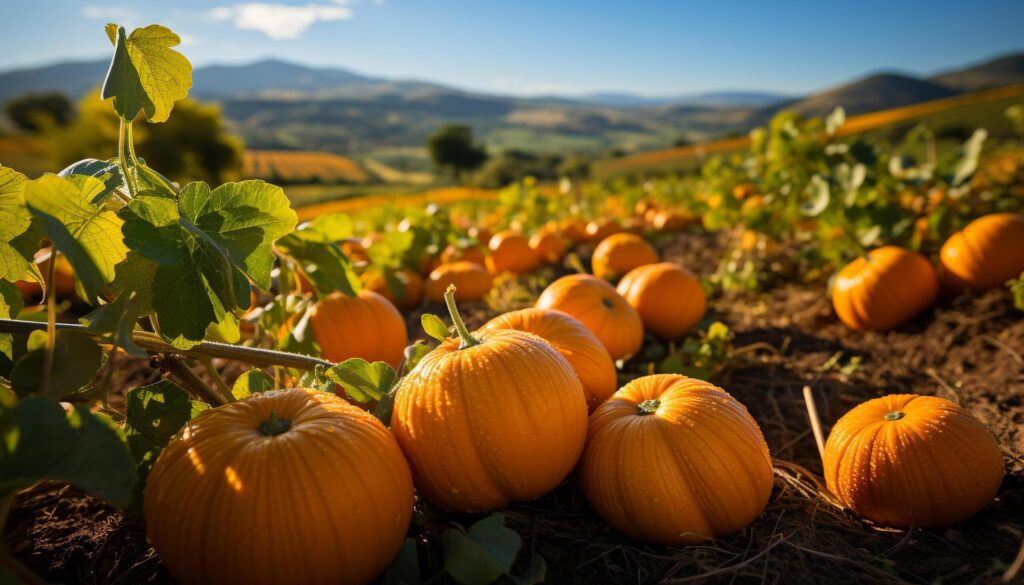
[5,93,75,131]
[426,124,487,183]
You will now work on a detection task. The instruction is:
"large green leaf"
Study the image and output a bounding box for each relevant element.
[10,330,104,400]
[443,514,523,585]
[0,166,40,284]
[81,295,147,357]
[0,397,136,507]
[101,24,192,123]
[58,159,125,203]
[275,217,361,298]
[326,358,397,404]
[0,282,23,367]
[24,174,128,303]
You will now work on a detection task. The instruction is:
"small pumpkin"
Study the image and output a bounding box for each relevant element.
[309,290,408,367]
[938,213,1024,291]
[823,394,1005,528]
[591,233,659,281]
[425,261,493,302]
[339,238,370,265]
[652,210,690,232]
[361,269,424,310]
[145,388,414,585]
[17,248,76,301]
[391,287,587,512]
[480,308,617,410]
[536,274,643,360]
[486,230,538,275]
[832,246,938,331]
[441,243,487,267]
[559,218,588,244]
[585,219,623,243]
[529,227,567,264]
[580,374,773,545]
[617,262,706,340]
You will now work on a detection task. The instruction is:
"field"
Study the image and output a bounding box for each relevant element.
[242,149,370,184]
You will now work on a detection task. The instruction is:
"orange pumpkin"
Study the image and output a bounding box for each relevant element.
[440,243,487,267]
[361,269,424,310]
[391,288,587,512]
[823,394,1004,528]
[938,213,1024,291]
[467,226,493,247]
[617,263,706,340]
[339,238,370,265]
[559,218,588,244]
[580,374,773,545]
[585,219,623,243]
[17,248,76,302]
[425,262,493,302]
[536,274,643,360]
[591,233,659,281]
[309,290,408,367]
[652,210,689,231]
[832,246,938,331]
[479,308,617,410]
[622,216,647,234]
[145,388,414,585]
[486,230,538,275]
[529,228,567,264]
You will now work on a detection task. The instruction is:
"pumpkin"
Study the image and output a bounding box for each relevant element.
[938,213,1024,291]
[529,228,567,264]
[536,274,643,360]
[309,290,408,367]
[623,216,647,234]
[585,219,623,243]
[486,230,538,275]
[391,287,588,512]
[467,226,493,247]
[591,233,659,281]
[480,308,617,410]
[832,246,938,331]
[441,243,487,267]
[361,269,424,310]
[425,261,493,302]
[339,238,370,265]
[17,248,76,301]
[145,388,414,585]
[823,394,1005,528]
[559,218,588,244]
[580,374,773,545]
[617,263,706,340]
[652,210,690,231]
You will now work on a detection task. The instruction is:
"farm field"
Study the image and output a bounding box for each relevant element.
[2,13,1024,585]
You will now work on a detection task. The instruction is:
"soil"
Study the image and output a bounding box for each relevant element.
[5,230,1023,585]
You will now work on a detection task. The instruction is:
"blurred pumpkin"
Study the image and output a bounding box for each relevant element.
[832,246,938,331]
[617,263,706,340]
[339,238,370,265]
[823,394,1004,528]
[467,226,493,247]
[585,219,623,243]
[529,227,567,264]
[652,210,689,231]
[623,216,647,234]
[425,261,492,302]
[361,269,424,310]
[559,218,588,244]
[591,233,659,281]
[732,183,758,200]
[146,388,414,585]
[536,274,643,360]
[440,243,486,267]
[486,230,537,275]
[309,290,407,367]
[580,374,772,545]
[17,248,76,302]
[938,213,1024,291]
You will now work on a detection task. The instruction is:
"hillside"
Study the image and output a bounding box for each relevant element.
[931,53,1024,91]
[768,73,959,118]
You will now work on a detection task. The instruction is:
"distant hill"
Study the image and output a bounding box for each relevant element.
[931,53,1024,91]
[574,91,789,108]
[771,73,959,118]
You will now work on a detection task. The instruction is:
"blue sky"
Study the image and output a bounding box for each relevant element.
[3,0,1022,97]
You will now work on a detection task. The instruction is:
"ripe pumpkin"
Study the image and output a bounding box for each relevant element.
[536,274,643,360]
[938,213,1024,291]
[441,243,487,267]
[559,218,588,244]
[467,226,493,247]
[479,308,617,410]
[832,246,938,331]
[361,269,424,310]
[617,263,706,340]
[529,228,567,264]
[486,230,538,275]
[145,388,414,585]
[309,290,408,367]
[391,287,587,512]
[17,248,76,302]
[585,219,623,243]
[580,374,773,545]
[652,210,690,231]
[591,233,659,281]
[823,394,1004,528]
[425,261,493,302]
[339,238,370,265]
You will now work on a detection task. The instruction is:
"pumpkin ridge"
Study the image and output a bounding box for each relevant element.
[895,417,950,525]
[466,343,523,503]
[657,404,717,538]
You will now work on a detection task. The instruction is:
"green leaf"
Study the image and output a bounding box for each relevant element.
[325,358,397,404]
[952,128,987,186]
[443,513,521,585]
[0,282,23,366]
[421,313,450,343]
[0,397,136,506]
[124,380,195,463]
[232,369,275,400]
[275,234,361,298]
[131,162,177,198]
[383,538,420,585]
[101,24,192,123]
[58,159,124,203]
[0,166,41,285]
[297,213,353,242]
[24,174,128,303]
[10,330,104,400]
[80,295,146,357]
[402,341,432,375]
[825,106,846,136]
[801,175,830,217]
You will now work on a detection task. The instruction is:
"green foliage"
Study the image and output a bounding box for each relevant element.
[275,214,360,298]
[102,24,192,123]
[0,166,41,285]
[442,513,545,585]
[4,93,75,132]
[10,330,103,400]
[420,313,451,343]
[232,369,275,400]
[659,322,735,380]
[427,124,488,182]
[325,358,399,422]
[1009,272,1024,312]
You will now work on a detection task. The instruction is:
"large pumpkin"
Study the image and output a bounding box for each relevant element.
[591,233,659,281]
[823,394,1004,528]
[938,213,1024,290]
[580,374,773,545]
[309,290,408,367]
[145,388,414,585]
[391,287,587,512]
[536,274,643,360]
[425,261,493,302]
[361,269,424,310]
[617,262,706,340]
[486,230,537,275]
[479,308,617,410]
[529,227,567,264]
[832,246,938,331]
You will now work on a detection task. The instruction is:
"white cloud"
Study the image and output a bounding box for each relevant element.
[206,2,354,40]
[82,5,141,25]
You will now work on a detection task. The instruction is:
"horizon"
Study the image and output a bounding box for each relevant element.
[3,0,1023,98]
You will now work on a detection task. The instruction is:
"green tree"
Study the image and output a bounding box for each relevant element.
[5,93,75,131]
[426,124,487,183]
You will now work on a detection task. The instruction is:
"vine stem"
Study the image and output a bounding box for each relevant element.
[40,252,58,392]
[0,319,334,371]
[443,285,480,349]
[198,356,234,403]
[802,385,827,461]
[118,118,137,198]
[158,355,224,406]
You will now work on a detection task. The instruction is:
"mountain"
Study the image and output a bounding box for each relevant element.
[770,73,959,118]
[931,53,1024,91]
[0,59,108,103]
[575,91,789,108]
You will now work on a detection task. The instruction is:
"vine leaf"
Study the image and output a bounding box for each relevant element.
[0,166,41,285]
[0,282,23,366]
[101,24,192,123]
[58,159,125,203]
[232,369,275,400]
[443,513,542,585]
[10,330,104,400]
[81,295,147,358]
[24,174,128,303]
[421,313,450,343]
[326,358,397,404]
[0,396,136,507]
[275,216,361,298]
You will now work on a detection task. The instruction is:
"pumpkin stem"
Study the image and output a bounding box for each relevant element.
[637,399,661,415]
[259,411,291,436]
[444,285,481,349]
[884,411,905,421]
[601,297,614,309]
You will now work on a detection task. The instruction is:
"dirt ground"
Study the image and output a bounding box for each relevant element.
[5,230,1023,585]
